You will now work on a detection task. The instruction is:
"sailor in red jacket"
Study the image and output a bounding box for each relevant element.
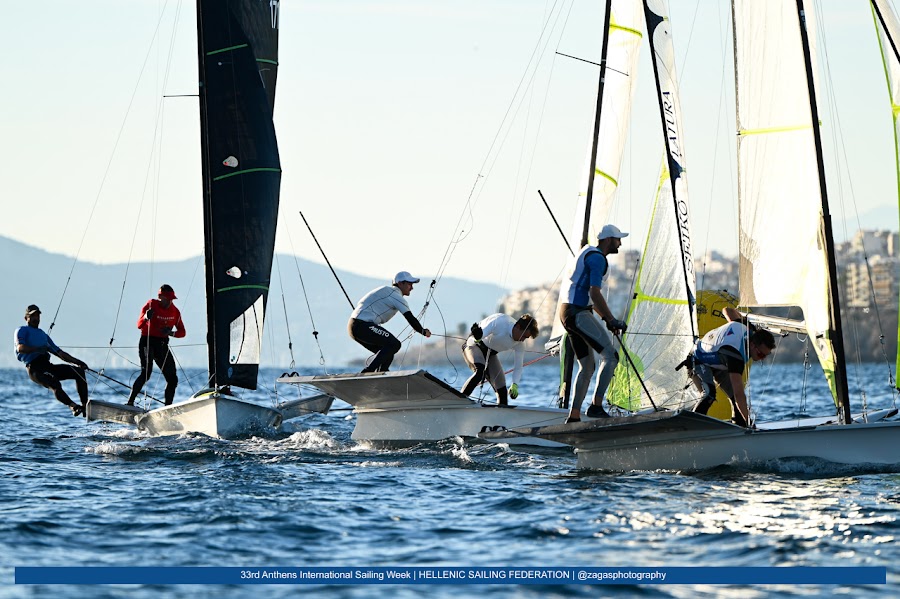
[126,284,186,406]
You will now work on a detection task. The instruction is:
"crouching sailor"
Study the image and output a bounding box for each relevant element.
[348,271,431,373]
[460,313,539,407]
[15,304,90,417]
[688,306,776,427]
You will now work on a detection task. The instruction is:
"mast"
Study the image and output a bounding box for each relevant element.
[642,0,696,340]
[195,0,217,385]
[795,0,852,423]
[581,0,615,248]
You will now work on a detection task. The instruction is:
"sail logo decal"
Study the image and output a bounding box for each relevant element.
[223,156,239,168]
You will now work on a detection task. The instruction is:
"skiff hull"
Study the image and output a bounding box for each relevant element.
[480,410,900,471]
[134,391,282,439]
[277,370,570,446]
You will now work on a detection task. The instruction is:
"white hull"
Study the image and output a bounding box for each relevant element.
[353,405,569,447]
[134,391,282,439]
[576,421,900,471]
[481,410,900,471]
[277,370,570,446]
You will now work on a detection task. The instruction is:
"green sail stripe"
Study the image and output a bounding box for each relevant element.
[207,44,249,56]
[594,169,618,187]
[739,123,813,136]
[257,59,278,65]
[632,293,690,306]
[610,23,642,38]
[213,167,281,181]
[216,285,269,293]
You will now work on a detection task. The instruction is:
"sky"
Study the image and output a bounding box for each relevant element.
[3,0,900,291]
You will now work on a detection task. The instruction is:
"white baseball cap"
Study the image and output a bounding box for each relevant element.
[393,271,421,284]
[598,224,629,240]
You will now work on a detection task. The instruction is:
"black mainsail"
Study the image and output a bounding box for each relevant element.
[196,0,281,390]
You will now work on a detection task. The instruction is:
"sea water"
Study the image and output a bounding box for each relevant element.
[1,362,899,598]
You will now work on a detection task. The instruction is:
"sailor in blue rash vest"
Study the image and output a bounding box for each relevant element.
[688,306,776,427]
[14,304,90,417]
[559,224,629,423]
[348,271,431,373]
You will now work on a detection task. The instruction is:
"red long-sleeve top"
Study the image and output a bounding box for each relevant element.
[137,299,186,339]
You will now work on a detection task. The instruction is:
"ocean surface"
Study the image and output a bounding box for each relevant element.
[2,361,900,598]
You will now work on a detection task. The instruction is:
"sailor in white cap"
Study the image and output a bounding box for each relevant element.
[558,224,629,423]
[348,271,432,373]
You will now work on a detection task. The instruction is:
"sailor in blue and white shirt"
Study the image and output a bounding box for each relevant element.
[348,271,431,373]
[558,224,629,423]
[689,307,776,427]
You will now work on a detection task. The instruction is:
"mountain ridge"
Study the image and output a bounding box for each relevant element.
[2,236,508,371]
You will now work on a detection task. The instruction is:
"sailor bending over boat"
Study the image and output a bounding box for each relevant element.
[559,224,629,424]
[688,307,776,427]
[126,284,186,406]
[460,313,540,407]
[348,271,431,373]
[15,304,90,417]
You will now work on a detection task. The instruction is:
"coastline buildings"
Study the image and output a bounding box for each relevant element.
[496,230,898,362]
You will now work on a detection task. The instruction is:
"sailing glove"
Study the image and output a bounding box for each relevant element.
[509,383,519,399]
[470,323,483,341]
[608,318,627,333]
[145,309,154,321]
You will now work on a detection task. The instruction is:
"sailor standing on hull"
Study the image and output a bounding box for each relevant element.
[348,271,431,373]
[558,224,629,424]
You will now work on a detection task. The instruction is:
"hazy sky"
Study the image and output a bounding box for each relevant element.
[3,0,898,291]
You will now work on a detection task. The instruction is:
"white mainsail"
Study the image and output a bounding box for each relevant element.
[732,0,841,400]
[550,0,644,347]
[609,0,696,412]
[871,0,900,377]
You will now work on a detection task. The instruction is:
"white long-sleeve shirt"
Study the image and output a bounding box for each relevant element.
[465,313,526,384]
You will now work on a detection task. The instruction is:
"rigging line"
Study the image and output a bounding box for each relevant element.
[814,1,893,401]
[298,211,354,309]
[424,294,461,384]
[501,28,568,288]
[700,0,735,281]
[49,0,176,333]
[109,1,185,352]
[431,0,573,292]
[282,220,330,371]
[274,255,296,368]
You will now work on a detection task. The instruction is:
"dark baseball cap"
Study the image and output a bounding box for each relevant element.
[25,304,41,317]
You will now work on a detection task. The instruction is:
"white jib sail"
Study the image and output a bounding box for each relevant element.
[732,1,838,391]
[610,0,697,412]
